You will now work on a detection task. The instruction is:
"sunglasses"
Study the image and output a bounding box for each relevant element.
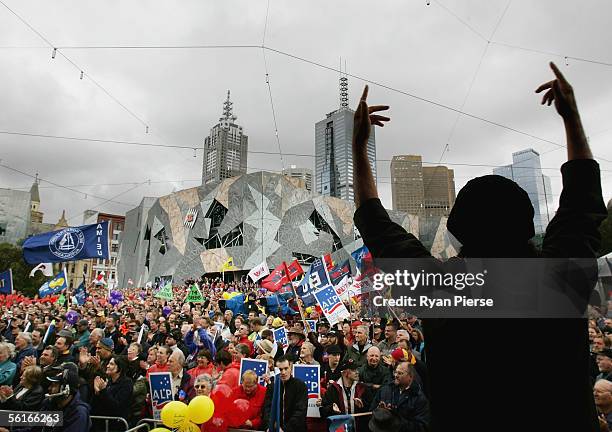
[194,384,208,389]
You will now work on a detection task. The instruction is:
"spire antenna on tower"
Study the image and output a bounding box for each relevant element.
[339,58,349,109]
[220,90,238,122]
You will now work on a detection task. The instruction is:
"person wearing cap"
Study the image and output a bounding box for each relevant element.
[352,66,607,431]
[358,346,392,391]
[285,326,306,362]
[368,407,403,432]
[320,358,371,431]
[165,329,189,358]
[272,317,284,329]
[597,349,612,381]
[73,319,91,350]
[370,362,429,431]
[342,325,372,368]
[321,345,343,386]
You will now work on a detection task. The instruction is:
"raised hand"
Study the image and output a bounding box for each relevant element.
[79,348,91,366]
[353,85,390,150]
[535,62,579,120]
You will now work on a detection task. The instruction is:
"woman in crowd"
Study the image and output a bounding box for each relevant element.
[188,349,215,378]
[92,355,134,429]
[0,343,16,386]
[0,365,44,411]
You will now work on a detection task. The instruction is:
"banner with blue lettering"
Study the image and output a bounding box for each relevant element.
[293,364,320,417]
[313,285,350,326]
[296,257,332,306]
[0,269,13,295]
[351,245,372,271]
[39,269,68,298]
[23,221,110,264]
[148,372,173,420]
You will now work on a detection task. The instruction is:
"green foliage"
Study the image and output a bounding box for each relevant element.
[0,243,46,297]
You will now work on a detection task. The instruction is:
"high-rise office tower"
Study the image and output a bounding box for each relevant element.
[493,148,553,233]
[283,165,313,192]
[391,155,456,217]
[315,75,376,201]
[202,91,248,185]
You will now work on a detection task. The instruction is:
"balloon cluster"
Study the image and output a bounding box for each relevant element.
[207,384,251,432]
[108,290,124,306]
[156,395,215,432]
[65,310,79,325]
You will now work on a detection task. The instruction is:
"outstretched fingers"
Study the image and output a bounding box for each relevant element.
[369,105,389,113]
[549,62,568,84]
[370,114,390,127]
[535,80,553,94]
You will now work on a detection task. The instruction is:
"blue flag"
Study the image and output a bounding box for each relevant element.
[39,269,68,298]
[148,372,173,420]
[74,281,87,305]
[225,293,246,316]
[273,327,288,348]
[296,257,331,306]
[23,221,110,264]
[329,260,351,286]
[293,364,321,417]
[351,245,372,271]
[269,372,281,432]
[0,269,13,295]
[328,415,355,432]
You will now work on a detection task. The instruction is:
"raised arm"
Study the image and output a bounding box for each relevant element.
[535,62,592,161]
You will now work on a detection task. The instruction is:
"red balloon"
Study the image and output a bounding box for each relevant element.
[210,384,232,415]
[227,399,250,428]
[205,416,228,432]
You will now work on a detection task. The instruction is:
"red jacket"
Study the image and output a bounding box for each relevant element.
[230,383,266,429]
[146,362,170,378]
[238,336,254,355]
[187,363,215,379]
[217,361,240,388]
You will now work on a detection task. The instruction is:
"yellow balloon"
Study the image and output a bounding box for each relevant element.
[161,401,188,428]
[179,420,200,432]
[149,429,171,432]
[305,307,313,314]
[187,395,215,424]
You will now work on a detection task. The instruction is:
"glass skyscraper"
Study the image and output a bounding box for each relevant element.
[314,107,376,202]
[493,148,553,234]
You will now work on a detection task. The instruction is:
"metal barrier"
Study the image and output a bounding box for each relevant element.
[91,415,130,432]
[125,423,150,432]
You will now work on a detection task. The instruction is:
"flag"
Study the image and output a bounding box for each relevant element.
[295,256,331,303]
[322,253,334,270]
[183,208,198,229]
[29,263,53,277]
[154,282,174,300]
[185,284,204,303]
[334,276,351,300]
[239,358,269,384]
[261,263,290,292]
[148,372,174,420]
[285,259,305,281]
[293,364,321,417]
[351,245,372,270]
[94,273,106,286]
[328,415,355,432]
[248,261,270,282]
[314,285,350,326]
[43,319,56,345]
[23,221,110,264]
[268,369,281,432]
[306,320,317,333]
[329,260,351,286]
[220,257,238,272]
[74,281,87,306]
[56,294,66,306]
[273,327,288,348]
[39,269,68,298]
[127,278,134,286]
[0,269,13,295]
[265,295,297,316]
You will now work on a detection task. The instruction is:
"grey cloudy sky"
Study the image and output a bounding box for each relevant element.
[1,0,611,225]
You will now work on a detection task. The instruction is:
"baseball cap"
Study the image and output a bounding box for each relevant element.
[337,358,359,372]
[99,338,114,350]
[326,345,342,355]
[597,348,612,359]
[77,319,89,327]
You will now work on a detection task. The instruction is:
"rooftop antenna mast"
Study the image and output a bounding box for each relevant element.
[339,57,349,109]
[220,90,238,122]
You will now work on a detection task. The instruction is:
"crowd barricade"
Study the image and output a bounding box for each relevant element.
[135,418,265,432]
[91,414,130,432]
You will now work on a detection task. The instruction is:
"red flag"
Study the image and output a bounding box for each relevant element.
[285,259,304,281]
[260,263,290,292]
[322,253,334,271]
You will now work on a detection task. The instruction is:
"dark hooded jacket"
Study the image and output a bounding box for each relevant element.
[355,159,607,431]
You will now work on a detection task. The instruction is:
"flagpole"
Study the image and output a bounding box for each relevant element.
[284,262,309,333]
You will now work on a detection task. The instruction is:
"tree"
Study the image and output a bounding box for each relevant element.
[0,243,47,297]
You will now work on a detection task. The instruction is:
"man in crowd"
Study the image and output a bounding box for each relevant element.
[377,321,398,356]
[321,345,343,386]
[167,350,194,402]
[343,325,372,367]
[231,370,266,430]
[594,379,612,430]
[73,319,91,350]
[358,346,392,391]
[13,332,37,379]
[370,362,430,431]
[597,349,612,381]
[263,356,308,432]
[285,327,305,362]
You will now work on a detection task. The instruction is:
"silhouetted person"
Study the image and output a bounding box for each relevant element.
[352,63,607,431]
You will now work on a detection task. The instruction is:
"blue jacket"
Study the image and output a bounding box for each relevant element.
[0,359,16,385]
[40,391,91,432]
[184,328,216,357]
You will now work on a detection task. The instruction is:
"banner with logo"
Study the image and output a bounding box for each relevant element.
[23,221,109,264]
[74,281,87,305]
[39,269,68,298]
[333,276,351,301]
[248,261,270,282]
[183,208,198,229]
[154,282,174,300]
[261,263,290,292]
[306,319,317,333]
[273,327,288,349]
[0,269,13,295]
[185,284,204,303]
[293,364,320,417]
[313,285,350,326]
[149,372,173,420]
